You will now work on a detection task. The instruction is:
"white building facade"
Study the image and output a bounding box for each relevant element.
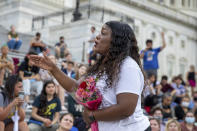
[0,0,196,81]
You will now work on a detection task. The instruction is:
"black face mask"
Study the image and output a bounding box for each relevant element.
[163,105,170,109]
[148,48,153,50]
[194,97,197,101]
[60,40,64,43]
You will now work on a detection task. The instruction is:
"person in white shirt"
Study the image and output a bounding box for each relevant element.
[29,21,150,131]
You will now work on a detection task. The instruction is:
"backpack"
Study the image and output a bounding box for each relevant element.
[0,91,6,104]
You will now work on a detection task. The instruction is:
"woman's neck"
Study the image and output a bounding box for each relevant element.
[57,127,69,131]
[186,123,193,130]
[47,95,54,101]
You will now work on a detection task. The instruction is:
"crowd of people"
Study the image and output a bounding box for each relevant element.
[0,23,196,131]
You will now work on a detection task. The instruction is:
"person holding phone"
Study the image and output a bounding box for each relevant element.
[0,75,29,131]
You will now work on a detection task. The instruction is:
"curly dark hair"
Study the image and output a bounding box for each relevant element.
[87,21,145,88]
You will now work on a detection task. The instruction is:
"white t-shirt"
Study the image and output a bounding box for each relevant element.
[96,57,150,131]
[87,33,96,53]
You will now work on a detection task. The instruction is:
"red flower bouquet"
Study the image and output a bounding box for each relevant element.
[75,77,102,131]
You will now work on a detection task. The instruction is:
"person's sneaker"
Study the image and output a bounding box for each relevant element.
[61,106,67,111]
[26,104,32,109]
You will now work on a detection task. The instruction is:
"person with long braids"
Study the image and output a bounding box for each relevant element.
[28,80,61,131]
[29,21,150,130]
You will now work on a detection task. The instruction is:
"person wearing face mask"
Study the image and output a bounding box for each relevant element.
[175,95,190,121]
[181,111,197,131]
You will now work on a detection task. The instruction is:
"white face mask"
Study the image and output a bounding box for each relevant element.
[185,117,195,124]
[182,102,189,107]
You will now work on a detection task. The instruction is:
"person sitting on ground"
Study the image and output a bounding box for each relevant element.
[175,95,190,122]
[160,75,174,94]
[7,25,22,51]
[181,111,197,131]
[55,36,69,59]
[18,51,43,106]
[61,61,76,79]
[149,117,160,131]
[39,55,66,111]
[155,93,174,121]
[56,113,78,131]
[171,75,186,104]
[28,80,61,131]
[151,107,165,131]
[0,45,14,87]
[30,32,46,54]
[75,64,87,80]
[165,119,181,131]
[0,75,29,131]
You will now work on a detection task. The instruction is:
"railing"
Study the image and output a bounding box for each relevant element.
[32,4,135,30]
[35,0,64,7]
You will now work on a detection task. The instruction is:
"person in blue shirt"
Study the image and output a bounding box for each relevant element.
[140,32,166,78]
[61,61,76,79]
[28,80,61,131]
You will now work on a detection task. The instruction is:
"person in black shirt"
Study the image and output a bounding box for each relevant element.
[28,81,61,131]
[18,52,43,105]
[186,65,197,95]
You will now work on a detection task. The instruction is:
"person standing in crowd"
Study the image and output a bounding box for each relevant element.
[151,107,165,131]
[55,36,69,60]
[0,45,14,87]
[175,95,190,121]
[28,81,61,131]
[140,32,166,78]
[165,119,181,131]
[149,118,160,131]
[18,52,43,106]
[7,25,22,51]
[29,21,151,130]
[30,32,46,54]
[87,26,97,66]
[181,111,197,131]
[0,75,29,131]
[186,65,197,95]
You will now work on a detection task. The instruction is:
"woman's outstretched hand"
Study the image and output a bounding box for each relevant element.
[28,53,55,72]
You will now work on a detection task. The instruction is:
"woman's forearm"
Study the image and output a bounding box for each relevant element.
[18,107,25,121]
[93,104,134,121]
[32,113,45,122]
[50,65,78,92]
[0,103,14,120]
[51,113,59,125]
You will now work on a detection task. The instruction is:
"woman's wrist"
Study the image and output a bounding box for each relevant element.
[88,111,96,122]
